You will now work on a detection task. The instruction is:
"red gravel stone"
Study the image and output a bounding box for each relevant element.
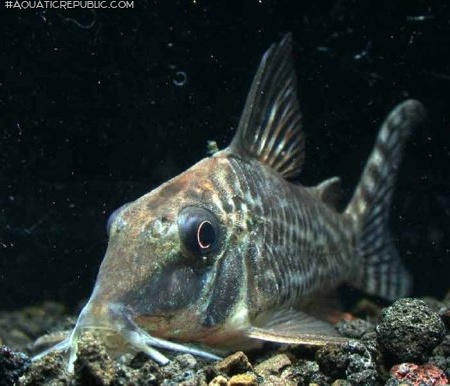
[390,363,448,386]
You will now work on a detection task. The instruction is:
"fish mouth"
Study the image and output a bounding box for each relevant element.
[32,300,221,373]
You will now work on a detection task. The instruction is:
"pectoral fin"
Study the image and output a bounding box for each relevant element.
[246,309,348,346]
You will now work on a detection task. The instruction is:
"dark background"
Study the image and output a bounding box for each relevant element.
[0,1,449,311]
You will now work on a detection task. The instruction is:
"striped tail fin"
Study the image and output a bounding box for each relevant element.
[345,100,426,300]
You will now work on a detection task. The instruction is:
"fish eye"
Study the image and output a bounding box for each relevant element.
[178,207,220,258]
[106,202,130,236]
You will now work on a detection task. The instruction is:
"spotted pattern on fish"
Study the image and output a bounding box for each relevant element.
[204,154,357,317]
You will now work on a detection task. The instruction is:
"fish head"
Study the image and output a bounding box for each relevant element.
[63,153,251,367]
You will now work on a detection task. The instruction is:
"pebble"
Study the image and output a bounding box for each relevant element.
[330,381,352,386]
[336,318,375,339]
[254,353,291,376]
[72,333,115,385]
[316,341,377,385]
[0,346,31,386]
[209,375,228,386]
[376,298,446,363]
[293,360,331,385]
[433,335,450,357]
[229,373,258,386]
[387,362,449,386]
[208,372,258,386]
[316,344,349,379]
[214,351,253,376]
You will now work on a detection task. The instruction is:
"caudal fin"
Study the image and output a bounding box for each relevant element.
[345,100,426,300]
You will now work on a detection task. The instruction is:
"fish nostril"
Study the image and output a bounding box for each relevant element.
[148,218,172,238]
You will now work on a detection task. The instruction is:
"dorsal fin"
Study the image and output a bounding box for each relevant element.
[230,33,305,178]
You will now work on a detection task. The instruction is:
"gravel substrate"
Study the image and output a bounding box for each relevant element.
[0,296,449,386]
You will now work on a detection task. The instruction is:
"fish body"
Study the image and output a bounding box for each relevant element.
[33,34,426,371]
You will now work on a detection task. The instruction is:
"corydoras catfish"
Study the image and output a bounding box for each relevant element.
[34,34,426,372]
